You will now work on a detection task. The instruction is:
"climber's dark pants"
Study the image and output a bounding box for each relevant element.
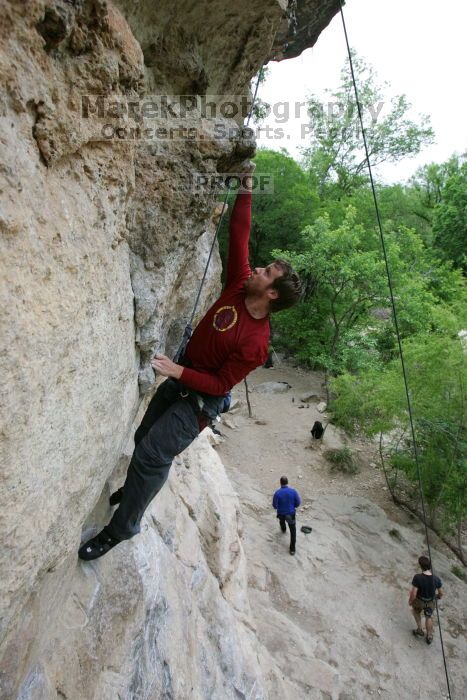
[279,514,297,551]
[106,378,201,541]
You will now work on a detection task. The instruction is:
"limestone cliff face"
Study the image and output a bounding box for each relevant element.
[0,1,339,697]
[9,432,277,699]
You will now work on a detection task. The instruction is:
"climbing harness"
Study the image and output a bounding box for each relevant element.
[338,3,452,696]
[173,64,265,363]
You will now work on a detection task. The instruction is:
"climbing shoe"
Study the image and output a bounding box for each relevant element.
[78,528,121,561]
[412,628,424,638]
[289,548,295,556]
[426,635,433,645]
[109,487,123,506]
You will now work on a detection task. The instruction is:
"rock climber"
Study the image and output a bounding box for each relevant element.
[272,476,301,556]
[79,162,302,560]
[409,555,443,645]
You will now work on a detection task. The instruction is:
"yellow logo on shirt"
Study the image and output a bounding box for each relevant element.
[213,305,238,332]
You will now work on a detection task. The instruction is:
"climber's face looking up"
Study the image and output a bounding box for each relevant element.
[244,263,282,299]
[244,258,302,313]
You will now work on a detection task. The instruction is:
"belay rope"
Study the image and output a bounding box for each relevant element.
[338,2,452,697]
[173,65,265,363]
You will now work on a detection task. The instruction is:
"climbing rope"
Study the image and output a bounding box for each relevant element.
[173,64,265,362]
[338,2,452,697]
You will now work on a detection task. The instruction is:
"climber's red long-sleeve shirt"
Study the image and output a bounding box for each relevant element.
[180,191,270,395]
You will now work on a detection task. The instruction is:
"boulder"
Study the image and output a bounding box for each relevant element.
[253,381,291,394]
[299,391,320,402]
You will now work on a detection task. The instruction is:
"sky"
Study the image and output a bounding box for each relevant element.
[256,0,467,183]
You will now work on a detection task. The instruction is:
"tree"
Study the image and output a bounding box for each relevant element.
[314,182,433,242]
[330,334,467,561]
[408,154,465,245]
[250,149,317,266]
[410,154,462,210]
[432,160,467,272]
[302,52,434,195]
[272,207,389,384]
[271,205,465,379]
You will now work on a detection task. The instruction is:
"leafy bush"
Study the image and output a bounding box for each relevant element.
[325,447,359,474]
[331,334,466,557]
[451,565,467,583]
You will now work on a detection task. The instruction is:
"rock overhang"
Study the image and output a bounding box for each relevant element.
[112,0,342,90]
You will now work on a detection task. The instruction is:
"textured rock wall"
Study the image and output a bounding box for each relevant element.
[9,432,279,699]
[0,0,339,696]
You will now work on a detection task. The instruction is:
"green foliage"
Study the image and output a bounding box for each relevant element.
[302,52,434,195]
[330,334,467,537]
[432,161,467,272]
[317,184,433,242]
[411,155,462,209]
[272,208,388,372]
[272,206,463,375]
[250,150,318,266]
[325,447,359,474]
[451,565,467,583]
[409,154,466,250]
[389,528,403,541]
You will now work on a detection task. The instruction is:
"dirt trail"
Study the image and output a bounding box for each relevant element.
[215,363,467,700]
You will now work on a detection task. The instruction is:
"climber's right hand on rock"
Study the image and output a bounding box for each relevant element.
[242,159,256,175]
[240,159,256,191]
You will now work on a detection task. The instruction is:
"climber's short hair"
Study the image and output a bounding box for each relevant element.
[280,476,288,486]
[269,259,302,313]
[419,555,431,571]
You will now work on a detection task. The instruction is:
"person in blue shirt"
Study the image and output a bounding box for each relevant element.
[272,476,301,555]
